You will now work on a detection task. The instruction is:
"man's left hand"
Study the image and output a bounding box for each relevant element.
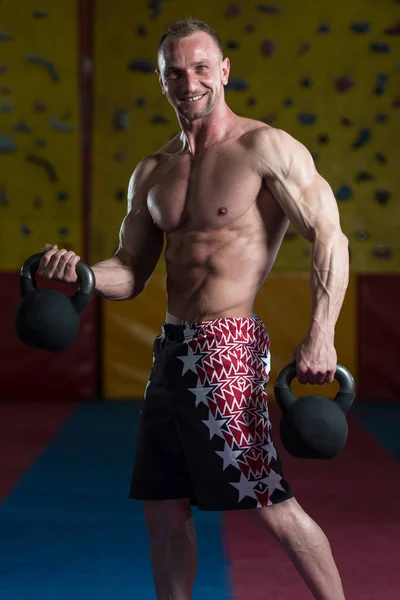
[293,334,337,385]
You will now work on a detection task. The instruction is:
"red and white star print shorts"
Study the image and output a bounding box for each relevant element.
[130,317,293,510]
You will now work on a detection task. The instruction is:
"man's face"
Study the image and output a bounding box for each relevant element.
[157,32,230,122]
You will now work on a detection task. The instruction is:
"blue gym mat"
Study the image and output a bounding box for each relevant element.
[0,402,229,600]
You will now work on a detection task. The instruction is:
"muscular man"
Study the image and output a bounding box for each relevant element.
[39,19,349,600]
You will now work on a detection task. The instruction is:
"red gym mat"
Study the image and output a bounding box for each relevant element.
[223,405,400,600]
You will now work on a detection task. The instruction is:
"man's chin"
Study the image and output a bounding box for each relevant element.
[178,105,213,122]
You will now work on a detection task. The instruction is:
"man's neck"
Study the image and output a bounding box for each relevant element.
[178,104,237,154]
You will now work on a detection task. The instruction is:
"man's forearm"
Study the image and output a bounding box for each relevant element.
[91,255,141,301]
[308,233,349,340]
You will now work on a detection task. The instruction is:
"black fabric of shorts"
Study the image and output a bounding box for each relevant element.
[129,318,293,511]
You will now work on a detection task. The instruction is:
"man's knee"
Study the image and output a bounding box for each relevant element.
[143,498,193,539]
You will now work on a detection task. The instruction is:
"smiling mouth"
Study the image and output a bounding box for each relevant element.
[181,93,206,103]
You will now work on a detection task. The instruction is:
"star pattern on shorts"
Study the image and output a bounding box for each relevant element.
[177,345,203,375]
[216,444,243,470]
[230,472,259,502]
[188,378,215,407]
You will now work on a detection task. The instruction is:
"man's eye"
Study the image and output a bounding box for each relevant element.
[197,65,207,71]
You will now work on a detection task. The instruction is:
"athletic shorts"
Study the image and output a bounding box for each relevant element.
[129,317,293,511]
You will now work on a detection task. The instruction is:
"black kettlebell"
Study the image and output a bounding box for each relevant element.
[15,252,95,352]
[274,362,356,459]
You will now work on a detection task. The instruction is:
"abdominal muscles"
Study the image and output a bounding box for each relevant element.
[164,222,272,321]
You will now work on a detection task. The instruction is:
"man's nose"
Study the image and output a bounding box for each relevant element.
[182,71,198,92]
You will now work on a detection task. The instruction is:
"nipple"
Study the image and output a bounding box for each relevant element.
[218,207,228,216]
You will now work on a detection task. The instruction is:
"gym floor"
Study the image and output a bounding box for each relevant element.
[1,400,399,599]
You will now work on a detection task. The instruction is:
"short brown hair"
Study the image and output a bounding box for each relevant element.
[158,19,224,57]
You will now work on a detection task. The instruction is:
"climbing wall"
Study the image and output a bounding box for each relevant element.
[93,0,399,399]
[92,0,400,272]
[0,1,82,270]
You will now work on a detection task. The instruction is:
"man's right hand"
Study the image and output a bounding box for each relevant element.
[37,244,81,284]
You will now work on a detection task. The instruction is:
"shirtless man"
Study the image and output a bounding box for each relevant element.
[38,19,349,600]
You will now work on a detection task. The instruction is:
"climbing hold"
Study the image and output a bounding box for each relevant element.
[148,0,166,19]
[375,113,388,123]
[32,10,48,18]
[375,152,387,164]
[299,76,312,88]
[225,78,249,91]
[384,22,400,36]
[0,30,13,41]
[57,192,69,202]
[26,155,58,182]
[370,42,391,53]
[0,86,12,95]
[372,246,392,260]
[297,113,317,125]
[33,197,42,209]
[246,96,257,106]
[336,185,353,201]
[26,55,59,82]
[226,3,241,17]
[1,101,13,113]
[136,25,148,36]
[226,40,241,50]
[135,97,147,107]
[14,121,31,133]
[151,114,170,125]
[341,117,353,127]
[260,40,276,57]
[356,230,369,241]
[355,171,374,182]
[317,133,330,145]
[374,189,390,205]
[127,59,155,73]
[35,139,47,148]
[374,74,389,95]
[49,118,74,133]
[113,109,129,131]
[335,76,355,93]
[243,24,256,33]
[352,129,371,149]
[350,22,371,34]
[0,188,9,206]
[256,4,281,13]
[33,101,47,112]
[0,135,16,152]
[392,96,400,108]
[115,189,125,202]
[58,226,69,236]
[298,43,311,56]
[0,65,9,74]
[21,225,32,236]
[318,23,331,34]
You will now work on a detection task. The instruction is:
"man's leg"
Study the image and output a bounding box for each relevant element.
[249,497,345,600]
[143,498,197,600]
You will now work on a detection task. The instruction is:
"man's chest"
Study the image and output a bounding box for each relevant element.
[147,148,263,232]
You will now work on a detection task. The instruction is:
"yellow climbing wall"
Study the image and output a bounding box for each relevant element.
[0,1,82,270]
[92,0,400,272]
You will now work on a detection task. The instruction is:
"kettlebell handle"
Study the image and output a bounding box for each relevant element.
[19,252,95,313]
[274,361,356,414]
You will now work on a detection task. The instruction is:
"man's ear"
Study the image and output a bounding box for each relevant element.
[155,69,166,95]
[221,57,230,86]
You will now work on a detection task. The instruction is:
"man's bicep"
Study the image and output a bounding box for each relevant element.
[265,136,342,242]
[116,157,164,279]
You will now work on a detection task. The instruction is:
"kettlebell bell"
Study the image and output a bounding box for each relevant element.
[15,252,95,352]
[274,362,355,459]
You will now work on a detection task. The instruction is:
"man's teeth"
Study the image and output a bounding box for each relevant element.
[184,95,204,102]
